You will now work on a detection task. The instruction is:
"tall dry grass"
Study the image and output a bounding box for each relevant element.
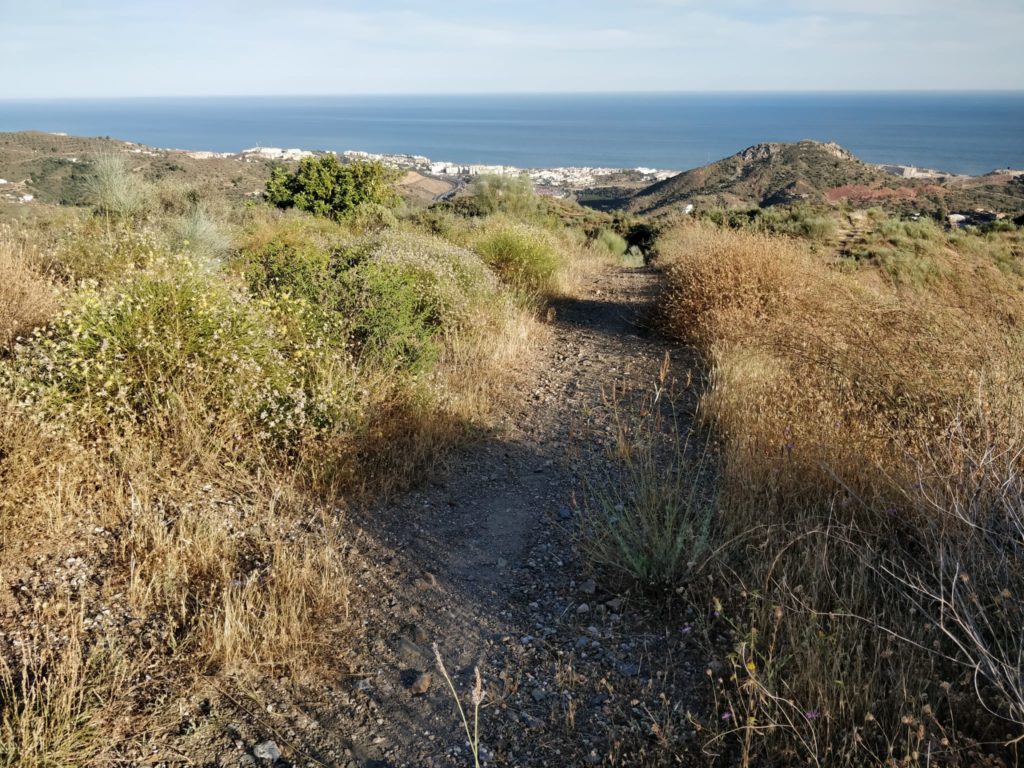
[0,237,57,349]
[658,222,1024,764]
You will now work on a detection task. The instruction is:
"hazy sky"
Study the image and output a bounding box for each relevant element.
[1,0,1021,98]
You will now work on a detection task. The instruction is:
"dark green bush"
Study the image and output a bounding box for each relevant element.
[265,156,398,220]
[240,221,496,374]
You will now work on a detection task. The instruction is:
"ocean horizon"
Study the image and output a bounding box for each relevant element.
[1,92,1022,176]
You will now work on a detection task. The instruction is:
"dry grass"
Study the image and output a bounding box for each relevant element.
[0,615,131,768]
[0,204,551,762]
[583,369,716,591]
[0,236,57,349]
[657,222,1024,764]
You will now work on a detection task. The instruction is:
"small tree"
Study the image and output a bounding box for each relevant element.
[469,173,538,218]
[265,156,398,219]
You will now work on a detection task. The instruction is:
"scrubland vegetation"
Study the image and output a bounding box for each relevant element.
[0,157,616,763]
[5,137,1023,766]
[631,214,1024,764]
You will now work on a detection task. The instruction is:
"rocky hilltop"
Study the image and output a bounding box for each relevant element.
[621,139,1024,218]
[626,140,895,214]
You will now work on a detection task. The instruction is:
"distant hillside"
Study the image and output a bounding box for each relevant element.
[627,141,903,214]
[0,131,279,209]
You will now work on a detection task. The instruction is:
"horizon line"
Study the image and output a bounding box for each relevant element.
[3,88,1024,102]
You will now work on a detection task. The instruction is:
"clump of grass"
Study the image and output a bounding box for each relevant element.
[584,377,716,590]
[0,236,57,349]
[0,620,128,768]
[472,222,563,296]
[86,152,151,220]
[173,203,232,267]
[593,228,628,257]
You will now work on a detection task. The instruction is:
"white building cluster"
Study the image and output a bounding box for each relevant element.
[240,147,315,162]
[333,149,678,190]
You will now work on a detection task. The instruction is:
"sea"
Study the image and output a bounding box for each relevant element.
[1,92,1022,176]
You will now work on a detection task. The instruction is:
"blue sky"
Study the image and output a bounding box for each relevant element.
[1,0,1021,97]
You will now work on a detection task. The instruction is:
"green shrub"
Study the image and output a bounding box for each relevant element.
[876,216,941,243]
[347,202,398,234]
[238,217,353,305]
[594,228,628,257]
[343,231,497,372]
[755,205,837,241]
[473,224,562,295]
[265,156,398,220]
[240,221,497,374]
[50,219,161,284]
[342,259,445,373]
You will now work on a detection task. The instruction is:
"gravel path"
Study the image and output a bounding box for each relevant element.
[313,266,706,768]
[207,266,707,768]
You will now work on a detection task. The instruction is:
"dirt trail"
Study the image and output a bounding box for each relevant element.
[836,210,868,258]
[251,267,704,768]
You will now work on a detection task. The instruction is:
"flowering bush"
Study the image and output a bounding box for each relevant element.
[4,255,357,446]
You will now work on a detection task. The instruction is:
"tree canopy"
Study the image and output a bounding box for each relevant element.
[266,156,399,219]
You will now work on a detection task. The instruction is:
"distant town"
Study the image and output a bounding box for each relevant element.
[178,145,679,197]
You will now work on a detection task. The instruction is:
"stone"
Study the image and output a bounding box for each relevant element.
[406,623,429,645]
[408,671,432,695]
[605,597,624,612]
[576,603,590,615]
[239,755,257,768]
[531,687,546,702]
[252,740,281,763]
[414,573,438,590]
[396,636,431,665]
[355,678,372,692]
[558,506,573,520]
[579,578,597,595]
[522,712,545,729]
[618,661,640,678]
